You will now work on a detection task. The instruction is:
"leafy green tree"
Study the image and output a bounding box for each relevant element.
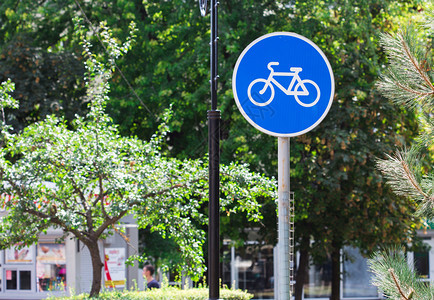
[0,78,18,146]
[0,0,284,284]
[285,1,421,299]
[0,24,276,297]
[369,9,434,300]
[0,0,288,166]
[87,10,422,298]
[0,39,86,132]
[0,0,87,131]
[0,2,424,298]
[0,79,18,124]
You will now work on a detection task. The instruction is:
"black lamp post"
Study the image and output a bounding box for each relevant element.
[199,0,220,299]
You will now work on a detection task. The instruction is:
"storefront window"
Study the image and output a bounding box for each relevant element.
[222,244,274,299]
[304,248,378,299]
[6,270,17,290]
[20,270,31,290]
[414,250,429,279]
[304,260,332,298]
[5,245,33,264]
[342,247,377,298]
[5,270,31,290]
[36,243,66,291]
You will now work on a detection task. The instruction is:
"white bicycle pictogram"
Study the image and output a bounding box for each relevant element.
[247,62,321,107]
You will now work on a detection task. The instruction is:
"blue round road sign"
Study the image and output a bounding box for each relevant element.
[232,32,334,137]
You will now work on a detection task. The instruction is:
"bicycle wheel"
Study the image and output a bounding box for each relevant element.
[247,78,275,106]
[294,79,320,107]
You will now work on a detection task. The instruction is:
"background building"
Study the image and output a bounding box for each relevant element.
[222,228,433,300]
[0,209,139,300]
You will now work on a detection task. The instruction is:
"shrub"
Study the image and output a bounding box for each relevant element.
[48,287,253,300]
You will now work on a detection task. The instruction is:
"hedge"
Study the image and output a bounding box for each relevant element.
[48,287,254,300]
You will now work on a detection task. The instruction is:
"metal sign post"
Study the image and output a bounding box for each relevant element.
[233,32,334,300]
[278,137,290,298]
[199,1,221,300]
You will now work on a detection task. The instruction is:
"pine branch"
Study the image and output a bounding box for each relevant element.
[395,81,433,97]
[369,248,434,300]
[398,153,429,200]
[389,268,415,300]
[372,11,434,300]
[378,25,434,113]
[377,150,426,200]
[399,33,434,95]
[377,149,434,218]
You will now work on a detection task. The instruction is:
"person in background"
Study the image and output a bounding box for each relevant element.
[143,264,160,289]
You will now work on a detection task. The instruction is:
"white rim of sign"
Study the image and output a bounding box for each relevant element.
[232,32,335,137]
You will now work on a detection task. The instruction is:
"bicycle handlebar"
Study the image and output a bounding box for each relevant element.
[267,62,280,71]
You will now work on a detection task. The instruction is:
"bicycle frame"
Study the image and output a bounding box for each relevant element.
[260,65,308,96]
[248,61,320,108]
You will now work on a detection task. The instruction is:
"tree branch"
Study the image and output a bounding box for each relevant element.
[86,209,94,234]
[395,81,434,97]
[47,158,89,212]
[69,176,89,211]
[388,268,414,300]
[73,0,156,120]
[400,33,434,93]
[398,153,430,200]
[130,178,204,206]
[111,224,138,255]
[1,107,5,125]
[94,210,128,238]
[98,174,109,219]
[24,208,90,243]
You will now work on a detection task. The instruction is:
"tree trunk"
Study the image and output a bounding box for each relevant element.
[87,239,104,297]
[294,237,309,300]
[294,250,309,300]
[330,242,341,300]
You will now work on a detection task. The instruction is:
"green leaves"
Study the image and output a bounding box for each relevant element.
[369,248,434,300]
[0,78,18,145]
[0,24,277,290]
[0,79,17,111]
[376,12,434,218]
[378,25,434,113]
[0,0,425,295]
[370,9,434,300]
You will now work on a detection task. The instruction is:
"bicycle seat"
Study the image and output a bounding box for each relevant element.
[290,67,303,72]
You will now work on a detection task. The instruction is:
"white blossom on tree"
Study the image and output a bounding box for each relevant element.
[0,20,277,297]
